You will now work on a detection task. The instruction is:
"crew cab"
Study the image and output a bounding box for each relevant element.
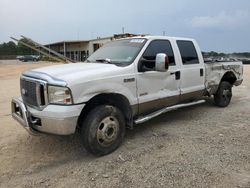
[11,36,243,156]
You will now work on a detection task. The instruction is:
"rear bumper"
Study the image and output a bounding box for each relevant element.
[11,97,85,135]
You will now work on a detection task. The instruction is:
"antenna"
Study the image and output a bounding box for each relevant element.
[122,27,125,34]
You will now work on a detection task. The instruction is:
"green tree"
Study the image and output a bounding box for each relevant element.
[0,41,17,56]
[16,38,36,55]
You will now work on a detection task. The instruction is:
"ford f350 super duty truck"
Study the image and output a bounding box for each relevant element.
[11,36,243,156]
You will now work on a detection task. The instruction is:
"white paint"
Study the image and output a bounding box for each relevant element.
[27,35,243,118]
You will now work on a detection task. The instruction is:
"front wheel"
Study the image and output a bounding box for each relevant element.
[80,105,125,156]
[214,81,232,107]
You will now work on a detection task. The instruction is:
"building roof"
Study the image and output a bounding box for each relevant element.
[45,33,142,46]
[46,40,89,46]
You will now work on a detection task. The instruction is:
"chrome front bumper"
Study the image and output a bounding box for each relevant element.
[11,97,39,135]
[11,97,85,135]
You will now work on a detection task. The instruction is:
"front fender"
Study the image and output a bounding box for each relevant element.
[70,80,137,106]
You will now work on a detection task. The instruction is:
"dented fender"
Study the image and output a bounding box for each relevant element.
[205,61,243,95]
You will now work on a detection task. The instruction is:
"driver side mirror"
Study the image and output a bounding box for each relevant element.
[155,53,169,72]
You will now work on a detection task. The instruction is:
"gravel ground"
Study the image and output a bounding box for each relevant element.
[0,60,249,188]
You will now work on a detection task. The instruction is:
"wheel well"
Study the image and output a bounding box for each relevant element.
[221,71,237,85]
[77,93,134,129]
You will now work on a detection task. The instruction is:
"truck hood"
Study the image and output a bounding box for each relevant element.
[25,62,124,86]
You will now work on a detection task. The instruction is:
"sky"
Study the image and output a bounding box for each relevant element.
[0,0,250,52]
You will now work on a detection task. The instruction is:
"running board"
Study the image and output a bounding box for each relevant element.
[134,100,205,124]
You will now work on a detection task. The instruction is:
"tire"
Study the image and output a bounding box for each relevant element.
[214,81,232,107]
[80,105,125,156]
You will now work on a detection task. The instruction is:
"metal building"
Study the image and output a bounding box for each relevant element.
[45,33,139,62]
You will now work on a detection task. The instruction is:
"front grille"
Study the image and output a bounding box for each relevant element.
[20,77,47,109]
[20,79,39,106]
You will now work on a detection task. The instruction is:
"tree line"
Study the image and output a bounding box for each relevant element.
[0,40,250,59]
[0,39,37,59]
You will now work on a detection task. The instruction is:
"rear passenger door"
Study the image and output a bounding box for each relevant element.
[176,40,205,102]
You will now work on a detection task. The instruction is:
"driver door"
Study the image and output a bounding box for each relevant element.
[136,40,181,115]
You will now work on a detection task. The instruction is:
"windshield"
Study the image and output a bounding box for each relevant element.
[87,38,147,66]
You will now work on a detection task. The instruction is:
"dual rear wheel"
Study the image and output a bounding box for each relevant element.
[214,81,232,107]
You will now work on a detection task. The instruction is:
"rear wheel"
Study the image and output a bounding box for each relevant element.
[80,105,125,156]
[214,81,232,107]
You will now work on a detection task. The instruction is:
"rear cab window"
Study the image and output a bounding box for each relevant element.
[177,40,200,65]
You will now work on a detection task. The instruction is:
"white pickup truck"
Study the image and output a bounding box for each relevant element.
[12,36,243,156]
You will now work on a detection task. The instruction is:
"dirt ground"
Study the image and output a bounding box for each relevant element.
[0,60,249,188]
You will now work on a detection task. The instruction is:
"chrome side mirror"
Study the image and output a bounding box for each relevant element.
[155,53,169,72]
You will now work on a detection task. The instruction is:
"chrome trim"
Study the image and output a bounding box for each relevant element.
[21,76,48,110]
[12,98,29,127]
[135,100,205,124]
[41,81,49,105]
[21,70,68,110]
[32,116,78,135]
[12,97,84,135]
[22,71,67,86]
[36,81,41,106]
[11,97,40,135]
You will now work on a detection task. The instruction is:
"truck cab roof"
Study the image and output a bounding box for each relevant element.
[128,35,195,42]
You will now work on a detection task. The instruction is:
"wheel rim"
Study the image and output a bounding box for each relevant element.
[97,116,119,146]
[222,89,232,102]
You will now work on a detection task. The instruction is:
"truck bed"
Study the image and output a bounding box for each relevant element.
[205,61,243,95]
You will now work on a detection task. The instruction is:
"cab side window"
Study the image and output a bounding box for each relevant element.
[177,40,199,65]
[142,40,175,69]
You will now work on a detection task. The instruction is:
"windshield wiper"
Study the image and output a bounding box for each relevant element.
[95,58,112,64]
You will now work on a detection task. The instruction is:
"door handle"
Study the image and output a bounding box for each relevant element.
[200,69,204,77]
[170,71,180,80]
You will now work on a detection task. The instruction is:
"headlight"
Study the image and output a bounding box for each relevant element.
[48,85,73,105]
